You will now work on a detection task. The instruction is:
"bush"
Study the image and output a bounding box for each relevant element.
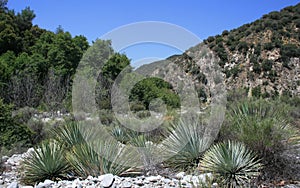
[200,140,262,187]
[223,99,298,157]
[21,140,70,184]
[0,99,33,150]
[0,152,4,175]
[99,110,115,125]
[27,119,47,145]
[252,86,261,98]
[261,60,273,72]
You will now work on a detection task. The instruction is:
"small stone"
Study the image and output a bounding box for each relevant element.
[22,186,34,188]
[36,179,55,188]
[0,180,3,185]
[44,179,55,185]
[183,175,192,182]
[7,181,18,188]
[1,156,9,162]
[72,178,82,188]
[122,181,132,188]
[6,154,22,166]
[100,174,114,188]
[175,172,185,179]
[163,178,171,184]
[134,179,144,186]
[145,175,161,182]
[87,175,93,180]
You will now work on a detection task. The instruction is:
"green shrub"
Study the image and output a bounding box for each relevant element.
[261,59,273,72]
[0,99,33,150]
[252,86,261,98]
[0,152,4,175]
[223,99,298,157]
[200,140,262,187]
[27,119,47,145]
[13,106,37,125]
[99,110,115,125]
[21,140,70,184]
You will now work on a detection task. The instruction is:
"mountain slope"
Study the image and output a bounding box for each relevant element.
[139,3,300,100]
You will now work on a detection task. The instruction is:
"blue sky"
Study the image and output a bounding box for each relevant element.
[7,0,300,67]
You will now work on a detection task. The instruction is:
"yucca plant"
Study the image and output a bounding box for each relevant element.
[200,140,262,187]
[21,140,70,184]
[51,121,87,149]
[162,119,211,170]
[66,138,138,177]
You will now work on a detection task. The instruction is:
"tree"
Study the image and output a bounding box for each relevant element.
[96,53,131,110]
[129,77,180,109]
[16,7,35,31]
[0,0,8,11]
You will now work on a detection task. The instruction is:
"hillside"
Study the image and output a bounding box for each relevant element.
[139,3,300,100]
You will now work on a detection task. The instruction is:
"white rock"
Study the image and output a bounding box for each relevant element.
[44,179,55,185]
[182,175,192,182]
[134,179,144,186]
[22,186,34,188]
[145,175,161,182]
[121,181,132,188]
[0,180,3,185]
[36,179,54,188]
[176,172,185,179]
[7,181,18,188]
[6,154,22,166]
[163,178,171,184]
[86,175,93,180]
[100,174,114,188]
[1,156,9,162]
[72,178,82,188]
[97,174,105,181]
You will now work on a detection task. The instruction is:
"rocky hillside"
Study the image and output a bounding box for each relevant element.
[139,3,300,100]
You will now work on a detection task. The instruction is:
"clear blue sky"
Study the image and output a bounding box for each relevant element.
[7,0,300,67]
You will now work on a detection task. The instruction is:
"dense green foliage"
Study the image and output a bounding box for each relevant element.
[96,53,131,110]
[0,2,89,109]
[129,77,180,110]
[0,98,33,149]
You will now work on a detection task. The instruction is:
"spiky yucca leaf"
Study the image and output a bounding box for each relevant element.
[21,140,70,184]
[67,138,138,177]
[51,121,87,149]
[162,120,210,170]
[200,140,262,187]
